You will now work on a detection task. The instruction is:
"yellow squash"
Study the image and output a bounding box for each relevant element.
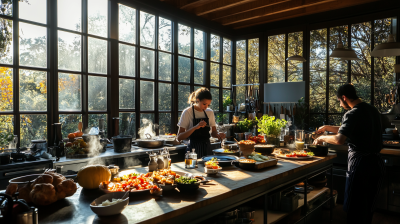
[77,165,111,189]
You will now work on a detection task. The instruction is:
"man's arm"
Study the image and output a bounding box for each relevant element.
[314,133,347,145]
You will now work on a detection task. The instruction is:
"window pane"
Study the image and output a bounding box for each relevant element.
[159,83,171,111]
[58,0,81,31]
[194,29,205,59]
[236,40,246,105]
[0,18,13,64]
[20,70,47,111]
[288,32,303,82]
[59,114,82,138]
[210,88,219,111]
[19,22,47,68]
[159,17,171,52]
[119,4,136,43]
[159,113,171,135]
[58,31,81,71]
[223,65,231,88]
[159,52,171,81]
[223,38,232,64]
[140,12,155,48]
[248,38,259,84]
[88,37,107,74]
[58,73,81,111]
[351,22,371,104]
[310,29,327,113]
[374,18,396,113]
[328,115,342,126]
[0,115,13,134]
[140,81,154,111]
[119,44,135,77]
[178,24,191,56]
[89,114,107,136]
[329,26,348,113]
[20,114,47,147]
[211,34,220,62]
[0,1,12,16]
[178,85,190,111]
[268,35,285,83]
[178,56,190,83]
[88,0,107,37]
[140,49,154,79]
[19,0,46,24]
[0,67,13,111]
[194,60,205,85]
[88,76,107,111]
[309,114,325,130]
[211,63,219,87]
[120,112,135,137]
[119,78,135,109]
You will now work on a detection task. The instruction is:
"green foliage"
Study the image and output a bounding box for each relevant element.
[237,118,256,133]
[294,97,308,130]
[223,95,232,108]
[257,115,287,137]
[216,113,227,124]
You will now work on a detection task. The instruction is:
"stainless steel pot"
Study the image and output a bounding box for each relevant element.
[112,135,132,153]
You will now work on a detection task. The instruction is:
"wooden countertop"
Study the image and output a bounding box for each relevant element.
[36,154,336,224]
[381,148,400,156]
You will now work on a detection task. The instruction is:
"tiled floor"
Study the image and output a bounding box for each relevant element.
[321,204,400,224]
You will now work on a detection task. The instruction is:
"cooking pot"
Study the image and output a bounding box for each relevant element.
[31,140,47,152]
[112,135,132,153]
[308,144,328,156]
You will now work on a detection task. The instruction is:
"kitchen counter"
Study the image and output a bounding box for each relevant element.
[33,153,336,224]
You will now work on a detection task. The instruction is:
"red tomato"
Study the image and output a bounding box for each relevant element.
[212,165,219,169]
[153,185,159,190]
[144,173,149,177]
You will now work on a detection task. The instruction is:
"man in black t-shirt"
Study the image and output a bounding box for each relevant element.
[313,84,385,224]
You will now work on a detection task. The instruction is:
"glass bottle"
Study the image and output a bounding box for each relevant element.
[191,148,197,168]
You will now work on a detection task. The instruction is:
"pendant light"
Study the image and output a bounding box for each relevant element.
[371,34,400,57]
[286,33,306,63]
[330,30,359,61]
[330,41,359,60]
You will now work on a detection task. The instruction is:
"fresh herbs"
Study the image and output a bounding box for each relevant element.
[175,176,198,184]
[307,152,314,157]
[256,115,287,137]
[223,96,233,108]
[237,118,256,133]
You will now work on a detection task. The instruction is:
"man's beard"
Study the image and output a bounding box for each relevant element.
[341,100,351,110]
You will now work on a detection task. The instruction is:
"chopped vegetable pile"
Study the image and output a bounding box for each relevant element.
[175,176,198,184]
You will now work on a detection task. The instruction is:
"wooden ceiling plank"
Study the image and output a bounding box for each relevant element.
[206,0,291,21]
[220,0,337,26]
[194,0,257,16]
[180,0,217,10]
[231,0,380,29]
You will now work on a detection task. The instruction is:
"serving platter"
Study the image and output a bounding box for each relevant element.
[201,155,239,167]
[276,155,314,160]
[383,140,400,148]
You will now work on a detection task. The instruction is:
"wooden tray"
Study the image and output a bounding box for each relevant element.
[254,158,278,169]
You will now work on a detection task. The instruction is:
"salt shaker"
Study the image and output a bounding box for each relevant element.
[148,153,158,172]
[157,152,165,170]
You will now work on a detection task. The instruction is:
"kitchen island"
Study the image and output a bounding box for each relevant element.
[34,153,336,224]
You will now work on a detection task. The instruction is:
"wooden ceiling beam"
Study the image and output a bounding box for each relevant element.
[205,0,291,21]
[231,0,381,29]
[218,0,337,26]
[193,0,258,16]
[180,0,217,10]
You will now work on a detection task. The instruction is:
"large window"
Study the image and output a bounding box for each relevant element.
[309,17,397,128]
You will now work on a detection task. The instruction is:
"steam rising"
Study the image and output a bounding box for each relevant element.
[82,127,106,165]
[138,118,158,139]
[123,157,141,168]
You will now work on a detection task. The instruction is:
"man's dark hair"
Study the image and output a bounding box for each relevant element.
[337,83,359,100]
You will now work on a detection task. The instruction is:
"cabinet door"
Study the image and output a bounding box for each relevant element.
[388,171,400,208]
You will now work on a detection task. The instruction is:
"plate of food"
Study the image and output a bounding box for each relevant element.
[202,155,239,167]
[383,140,400,148]
[276,151,315,160]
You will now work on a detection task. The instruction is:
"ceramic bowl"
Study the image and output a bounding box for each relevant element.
[159,184,176,191]
[176,182,200,192]
[254,144,275,155]
[90,192,129,216]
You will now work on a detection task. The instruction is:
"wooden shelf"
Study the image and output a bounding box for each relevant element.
[253,187,329,224]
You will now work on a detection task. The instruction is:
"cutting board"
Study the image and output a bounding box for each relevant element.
[254,158,278,169]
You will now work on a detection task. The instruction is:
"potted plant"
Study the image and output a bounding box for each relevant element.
[256,115,287,145]
[216,113,228,125]
[223,96,233,111]
[0,131,14,150]
[235,118,257,140]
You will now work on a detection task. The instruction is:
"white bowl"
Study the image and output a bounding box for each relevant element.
[90,192,129,216]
